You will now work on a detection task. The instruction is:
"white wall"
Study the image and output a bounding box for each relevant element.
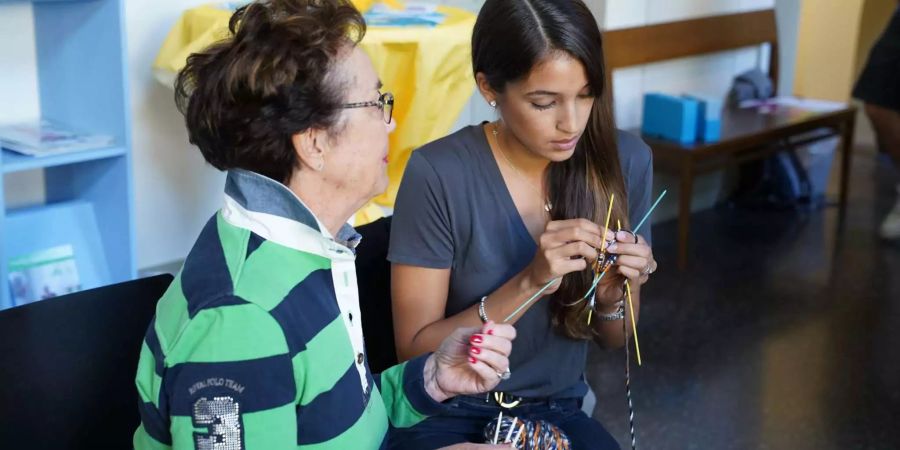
[607,0,775,131]
[0,3,45,210]
[604,0,777,218]
[124,0,226,270]
[774,0,801,97]
[0,4,39,124]
[454,0,784,131]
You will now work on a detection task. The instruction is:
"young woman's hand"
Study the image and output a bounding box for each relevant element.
[607,231,656,285]
[523,219,616,293]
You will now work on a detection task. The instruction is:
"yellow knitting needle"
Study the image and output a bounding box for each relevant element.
[625,281,642,366]
[600,194,615,253]
[589,194,616,326]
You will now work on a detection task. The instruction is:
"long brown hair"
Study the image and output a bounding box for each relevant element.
[472,0,628,339]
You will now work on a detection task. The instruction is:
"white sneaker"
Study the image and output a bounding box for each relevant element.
[881,185,900,240]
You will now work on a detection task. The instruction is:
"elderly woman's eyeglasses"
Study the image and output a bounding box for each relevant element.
[340,92,394,124]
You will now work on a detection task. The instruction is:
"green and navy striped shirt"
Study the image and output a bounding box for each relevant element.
[134,169,441,450]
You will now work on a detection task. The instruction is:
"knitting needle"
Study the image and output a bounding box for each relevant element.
[493,411,503,444]
[587,296,594,325]
[585,194,616,325]
[503,278,558,323]
[589,193,616,325]
[588,190,665,303]
[583,267,608,303]
[510,423,525,448]
[600,193,615,252]
[632,190,667,235]
[625,281,642,366]
[504,417,518,443]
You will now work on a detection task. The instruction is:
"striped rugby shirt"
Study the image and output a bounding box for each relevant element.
[134,169,442,450]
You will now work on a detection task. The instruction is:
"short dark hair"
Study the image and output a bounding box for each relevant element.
[174,0,366,183]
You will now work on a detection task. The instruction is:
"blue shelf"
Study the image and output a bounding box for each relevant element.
[0,0,134,309]
[1,146,126,174]
[4,201,111,306]
[0,1,93,4]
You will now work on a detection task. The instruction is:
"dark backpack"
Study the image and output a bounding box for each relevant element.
[727,70,814,210]
[730,140,813,210]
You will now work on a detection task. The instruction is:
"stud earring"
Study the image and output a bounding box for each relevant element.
[489,100,497,108]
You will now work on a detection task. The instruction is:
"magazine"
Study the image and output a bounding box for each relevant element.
[8,244,81,306]
[364,3,445,27]
[0,119,114,157]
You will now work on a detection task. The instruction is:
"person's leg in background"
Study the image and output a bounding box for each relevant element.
[864,103,900,239]
[853,3,900,239]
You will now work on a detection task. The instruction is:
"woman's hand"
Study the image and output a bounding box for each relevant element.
[607,231,656,285]
[424,321,516,402]
[524,219,616,294]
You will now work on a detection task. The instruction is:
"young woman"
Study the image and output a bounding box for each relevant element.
[387,0,657,448]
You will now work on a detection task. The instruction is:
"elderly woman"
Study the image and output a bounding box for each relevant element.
[132,1,515,449]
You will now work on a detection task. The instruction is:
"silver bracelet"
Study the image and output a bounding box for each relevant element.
[478,296,490,323]
[597,300,625,321]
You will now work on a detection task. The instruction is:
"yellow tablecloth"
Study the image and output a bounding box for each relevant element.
[154,3,477,226]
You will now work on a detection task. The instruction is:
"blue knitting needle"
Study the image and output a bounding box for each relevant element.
[585,189,666,311]
[632,190,667,235]
[505,190,668,324]
[585,190,668,302]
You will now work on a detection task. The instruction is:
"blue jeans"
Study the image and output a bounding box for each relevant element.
[388,395,621,450]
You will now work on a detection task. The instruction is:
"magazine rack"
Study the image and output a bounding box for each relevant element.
[0,0,135,309]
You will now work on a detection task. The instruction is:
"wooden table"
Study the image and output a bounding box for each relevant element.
[637,104,857,269]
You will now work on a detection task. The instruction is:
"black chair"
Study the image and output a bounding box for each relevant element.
[0,274,174,450]
[356,216,399,374]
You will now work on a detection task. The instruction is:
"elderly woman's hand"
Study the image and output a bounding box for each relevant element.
[423,321,516,403]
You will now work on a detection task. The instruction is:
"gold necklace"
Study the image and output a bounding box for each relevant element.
[492,123,552,213]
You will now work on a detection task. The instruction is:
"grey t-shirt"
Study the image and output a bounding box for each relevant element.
[388,124,653,398]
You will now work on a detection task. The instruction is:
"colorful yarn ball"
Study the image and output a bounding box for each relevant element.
[483,415,571,450]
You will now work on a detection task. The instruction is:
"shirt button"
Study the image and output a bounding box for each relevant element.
[357,353,364,365]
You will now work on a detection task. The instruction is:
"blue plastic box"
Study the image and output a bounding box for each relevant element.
[685,94,722,143]
[641,93,724,144]
[641,93,700,143]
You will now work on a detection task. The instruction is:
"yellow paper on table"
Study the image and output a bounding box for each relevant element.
[354,0,375,12]
[355,0,405,11]
[153,1,384,74]
[153,3,477,226]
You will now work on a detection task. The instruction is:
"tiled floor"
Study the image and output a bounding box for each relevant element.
[587,150,900,449]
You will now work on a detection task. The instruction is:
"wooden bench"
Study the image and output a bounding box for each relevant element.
[603,9,857,269]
